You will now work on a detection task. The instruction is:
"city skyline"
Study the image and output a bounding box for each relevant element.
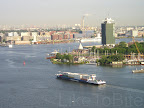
[0,0,144,26]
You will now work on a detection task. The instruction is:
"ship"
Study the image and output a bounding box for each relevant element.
[80,33,101,43]
[132,68,144,73]
[46,50,59,59]
[0,43,13,48]
[56,72,106,85]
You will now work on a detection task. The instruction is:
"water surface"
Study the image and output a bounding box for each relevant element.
[0,39,144,108]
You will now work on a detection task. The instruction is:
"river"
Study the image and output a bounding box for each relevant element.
[0,38,144,108]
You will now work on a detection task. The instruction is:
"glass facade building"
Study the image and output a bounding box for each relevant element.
[101,18,115,45]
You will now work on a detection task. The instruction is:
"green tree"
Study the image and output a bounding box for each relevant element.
[91,46,96,52]
[56,53,62,59]
[118,41,127,48]
[99,54,124,65]
[67,54,73,63]
[3,39,6,42]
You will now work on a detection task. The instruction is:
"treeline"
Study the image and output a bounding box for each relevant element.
[91,41,144,65]
[0,30,29,34]
[99,54,125,65]
[91,41,144,54]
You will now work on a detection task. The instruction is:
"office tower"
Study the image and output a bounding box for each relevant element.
[101,18,115,45]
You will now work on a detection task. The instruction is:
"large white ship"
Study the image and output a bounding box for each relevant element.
[80,33,101,43]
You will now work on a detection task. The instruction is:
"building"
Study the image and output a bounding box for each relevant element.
[6,36,21,41]
[21,32,31,37]
[32,32,38,42]
[0,36,2,42]
[8,32,14,36]
[130,30,138,37]
[101,18,115,46]
[138,31,144,37]
[14,32,19,36]
[0,33,4,42]
[22,36,32,41]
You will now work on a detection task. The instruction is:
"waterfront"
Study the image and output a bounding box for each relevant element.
[0,38,144,108]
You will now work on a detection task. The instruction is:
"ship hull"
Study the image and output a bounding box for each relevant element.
[80,38,101,43]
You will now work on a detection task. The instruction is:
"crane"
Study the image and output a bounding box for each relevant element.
[81,16,85,30]
[132,37,141,61]
[132,37,140,54]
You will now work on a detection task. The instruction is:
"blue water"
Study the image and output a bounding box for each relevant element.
[0,38,144,108]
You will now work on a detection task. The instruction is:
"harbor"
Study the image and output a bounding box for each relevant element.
[48,38,144,67]
[1,0,144,107]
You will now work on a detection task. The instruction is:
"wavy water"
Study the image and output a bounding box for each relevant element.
[0,39,144,108]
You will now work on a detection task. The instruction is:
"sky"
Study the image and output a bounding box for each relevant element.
[0,0,144,26]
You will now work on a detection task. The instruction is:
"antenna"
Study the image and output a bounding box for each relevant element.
[106,8,110,18]
[108,13,110,18]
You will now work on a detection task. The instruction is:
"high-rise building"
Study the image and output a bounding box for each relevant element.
[101,18,115,45]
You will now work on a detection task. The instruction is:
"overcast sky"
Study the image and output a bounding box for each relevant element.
[0,0,144,26]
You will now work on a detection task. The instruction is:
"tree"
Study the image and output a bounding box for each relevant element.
[108,54,124,61]
[99,54,124,65]
[29,39,33,41]
[91,46,96,52]
[56,53,62,59]
[118,41,127,48]
[3,39,6,43]
[57,53,73,63]
[67,54,73,63]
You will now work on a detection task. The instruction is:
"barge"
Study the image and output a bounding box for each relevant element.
[132,68,144,73]
[56,72,106,85]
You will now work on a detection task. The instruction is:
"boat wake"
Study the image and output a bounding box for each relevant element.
[107,85,144,94]
[5,59,16,68]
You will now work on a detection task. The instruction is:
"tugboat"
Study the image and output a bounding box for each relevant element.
[56,72,106,85]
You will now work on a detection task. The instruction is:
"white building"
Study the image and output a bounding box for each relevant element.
[21,32,30,37]
[130,30,138,37]
[0,33,4,37]
[8,32,19,37]
[32,32,38,42]
[8,32,14,36]
[32,32,38,37]
[126,27,134,31]
[14,32,19,36]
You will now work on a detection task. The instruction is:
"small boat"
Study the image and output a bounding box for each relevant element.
[86,61,97,65]
[132,68,144,73]
[56,72,106,85]
[0,43,8,47]
[9,44,13,48]
[46,50,59,59]
[0,43,13,48]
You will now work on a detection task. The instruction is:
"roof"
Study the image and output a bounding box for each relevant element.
[78,43,83,50]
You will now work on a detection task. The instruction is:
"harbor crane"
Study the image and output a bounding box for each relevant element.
[132,37,140,54]
[132,37,142,61]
